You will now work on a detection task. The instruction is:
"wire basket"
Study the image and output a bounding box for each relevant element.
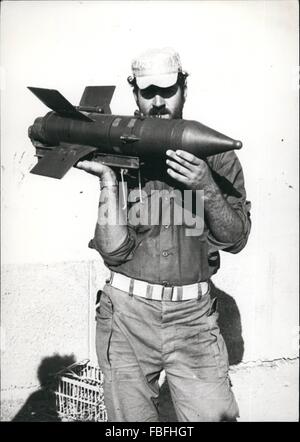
[53,359,107,422]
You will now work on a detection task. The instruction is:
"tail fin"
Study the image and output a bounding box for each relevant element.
[79,86,115,114]
[27,87,93,122]
[30,143,98,179]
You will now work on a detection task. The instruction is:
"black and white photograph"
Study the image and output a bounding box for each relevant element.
[0,0,298,424]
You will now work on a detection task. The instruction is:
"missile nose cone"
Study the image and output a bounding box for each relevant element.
[234,140,242,149]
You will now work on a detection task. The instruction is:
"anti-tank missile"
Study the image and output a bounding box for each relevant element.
[27,86,242,179]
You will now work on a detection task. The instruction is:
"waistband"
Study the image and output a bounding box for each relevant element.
[108,272,209,301]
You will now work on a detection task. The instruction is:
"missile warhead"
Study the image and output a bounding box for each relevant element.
[180,120,242,157]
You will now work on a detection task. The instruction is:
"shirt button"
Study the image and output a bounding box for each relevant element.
[162,251,169,257]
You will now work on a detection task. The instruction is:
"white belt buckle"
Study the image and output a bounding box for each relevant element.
[162,286,173,301]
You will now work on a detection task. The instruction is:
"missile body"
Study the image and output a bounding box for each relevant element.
[28,86,242,179]
[30,112,242,158]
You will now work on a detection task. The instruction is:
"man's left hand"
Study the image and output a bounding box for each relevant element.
[166,149,213,190]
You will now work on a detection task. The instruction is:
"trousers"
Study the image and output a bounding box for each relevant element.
[95,282,239,422]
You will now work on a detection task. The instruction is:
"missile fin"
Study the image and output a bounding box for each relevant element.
[30,143,98,179]
[27,87,93,122]
[79,86,116,114]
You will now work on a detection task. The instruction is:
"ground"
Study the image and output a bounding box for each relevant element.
[1,358,298,422]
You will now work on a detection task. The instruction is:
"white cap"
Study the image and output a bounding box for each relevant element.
[131,47,182,89]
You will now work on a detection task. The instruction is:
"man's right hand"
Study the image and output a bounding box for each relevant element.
[76,160,117,182]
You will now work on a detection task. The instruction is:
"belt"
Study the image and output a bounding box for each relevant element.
[109,272,209,301]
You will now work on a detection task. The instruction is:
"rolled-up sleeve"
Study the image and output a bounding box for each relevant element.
[206,151,251,254]
[88,226,137,267]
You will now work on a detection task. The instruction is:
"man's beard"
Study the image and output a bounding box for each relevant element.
[140,99,184,119]
[149,107,183,119]
[148,108,173,119]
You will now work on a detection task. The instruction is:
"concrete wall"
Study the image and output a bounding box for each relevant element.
[1,260,108,414]
[1,1,299,421]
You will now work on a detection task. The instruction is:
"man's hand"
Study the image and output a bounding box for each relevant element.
[166,149,245,244]
[76,160,117,183]
[166,149,213,190]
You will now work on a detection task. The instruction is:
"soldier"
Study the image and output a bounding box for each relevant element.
[76,47,251,422]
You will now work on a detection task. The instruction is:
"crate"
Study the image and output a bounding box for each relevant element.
[53,359,107,422]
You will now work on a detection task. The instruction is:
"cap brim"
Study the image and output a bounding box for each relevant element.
[136,72,178,90]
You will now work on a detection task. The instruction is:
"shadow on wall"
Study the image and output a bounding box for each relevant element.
[12,353,76,422]
[210,282,244,365]
[158,282,244,422]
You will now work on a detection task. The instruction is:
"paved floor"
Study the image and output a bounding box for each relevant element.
[1,358,298,422]
[158,358,299,422]
[229,358,299,422]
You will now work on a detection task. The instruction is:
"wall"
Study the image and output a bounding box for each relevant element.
[1,0,298,421]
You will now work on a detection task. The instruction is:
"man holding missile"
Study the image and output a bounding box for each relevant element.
[76,47,251,422]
